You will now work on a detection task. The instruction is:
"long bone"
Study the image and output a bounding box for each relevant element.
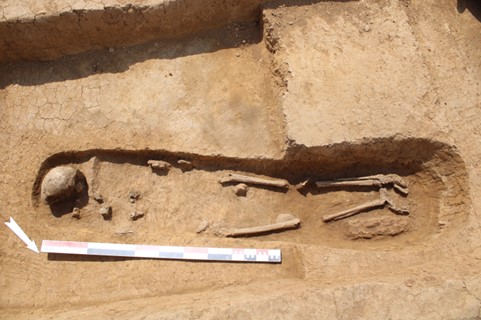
[315,174,409,195]
[219,173,290,189]
[322,188,409,222]
[217,217,301,237]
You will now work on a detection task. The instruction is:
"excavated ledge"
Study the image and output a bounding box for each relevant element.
[0,0,278,62]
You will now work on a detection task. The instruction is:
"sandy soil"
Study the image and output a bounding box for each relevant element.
[1,0,481,319]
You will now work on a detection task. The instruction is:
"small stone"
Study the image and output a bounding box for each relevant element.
[234,183,248,197]
[130,211,145,221]
[72,207,81,219]
[93,193,104,203]
[99,206,112,220]
[404,279,414,287]
[128,191,140,203]
[196,220,209,233]
[362,25,371,32]
[108,47,115,53]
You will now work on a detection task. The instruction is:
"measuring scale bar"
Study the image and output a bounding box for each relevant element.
[41,240,282,263]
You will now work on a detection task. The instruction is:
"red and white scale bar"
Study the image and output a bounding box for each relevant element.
[41,240,282,263]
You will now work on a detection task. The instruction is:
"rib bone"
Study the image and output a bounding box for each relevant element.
[219,173,289,189]
[218,217,300,237]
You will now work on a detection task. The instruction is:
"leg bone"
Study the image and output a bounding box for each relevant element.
[219,173,289,189]
[218,217,300,237]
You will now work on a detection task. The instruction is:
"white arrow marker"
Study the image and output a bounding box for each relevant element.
[4,217,39,253]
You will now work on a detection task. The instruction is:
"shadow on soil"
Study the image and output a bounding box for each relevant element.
[458,0,481,21]
[0,0,354,89]
[0,21,262,89]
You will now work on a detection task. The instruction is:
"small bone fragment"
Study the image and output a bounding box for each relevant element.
[100,206,112,220]
[72,207,81,219]
[93,193,104,204]
[130,211,145,221]
[315,174,408,195]
[196,220,209,233]
[219,173,289,189]
[322,198,386,223]
[219,217,300,237]
[128,191,140,203]
[295,179,311,190]
[276,213,297,223]
[234,183,248,197]
[148,160,171,171]
[178,160,194,171]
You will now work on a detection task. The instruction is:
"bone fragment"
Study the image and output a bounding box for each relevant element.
[219,173,289,189]
[147,160,171,171]
[219,217,300,237]
[234,183,248,197]
[196,220,209,233]
[178,159,193,170]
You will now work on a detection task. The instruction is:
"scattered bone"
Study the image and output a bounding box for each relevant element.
[219,173,289,189]
[196,220,209,233]
[315,174,409,195]
[93,193,104,204]
[128,191,140,203]
[130,210,145,221]
[346,216,409,240]
[218,215,300,237]
[178,159,193,171]
[323,188,409,222]
[99,206,112,220]
[41,166,87,205]
[148,160,171,172]
[72,207,81,219]
[234,183,248,197]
